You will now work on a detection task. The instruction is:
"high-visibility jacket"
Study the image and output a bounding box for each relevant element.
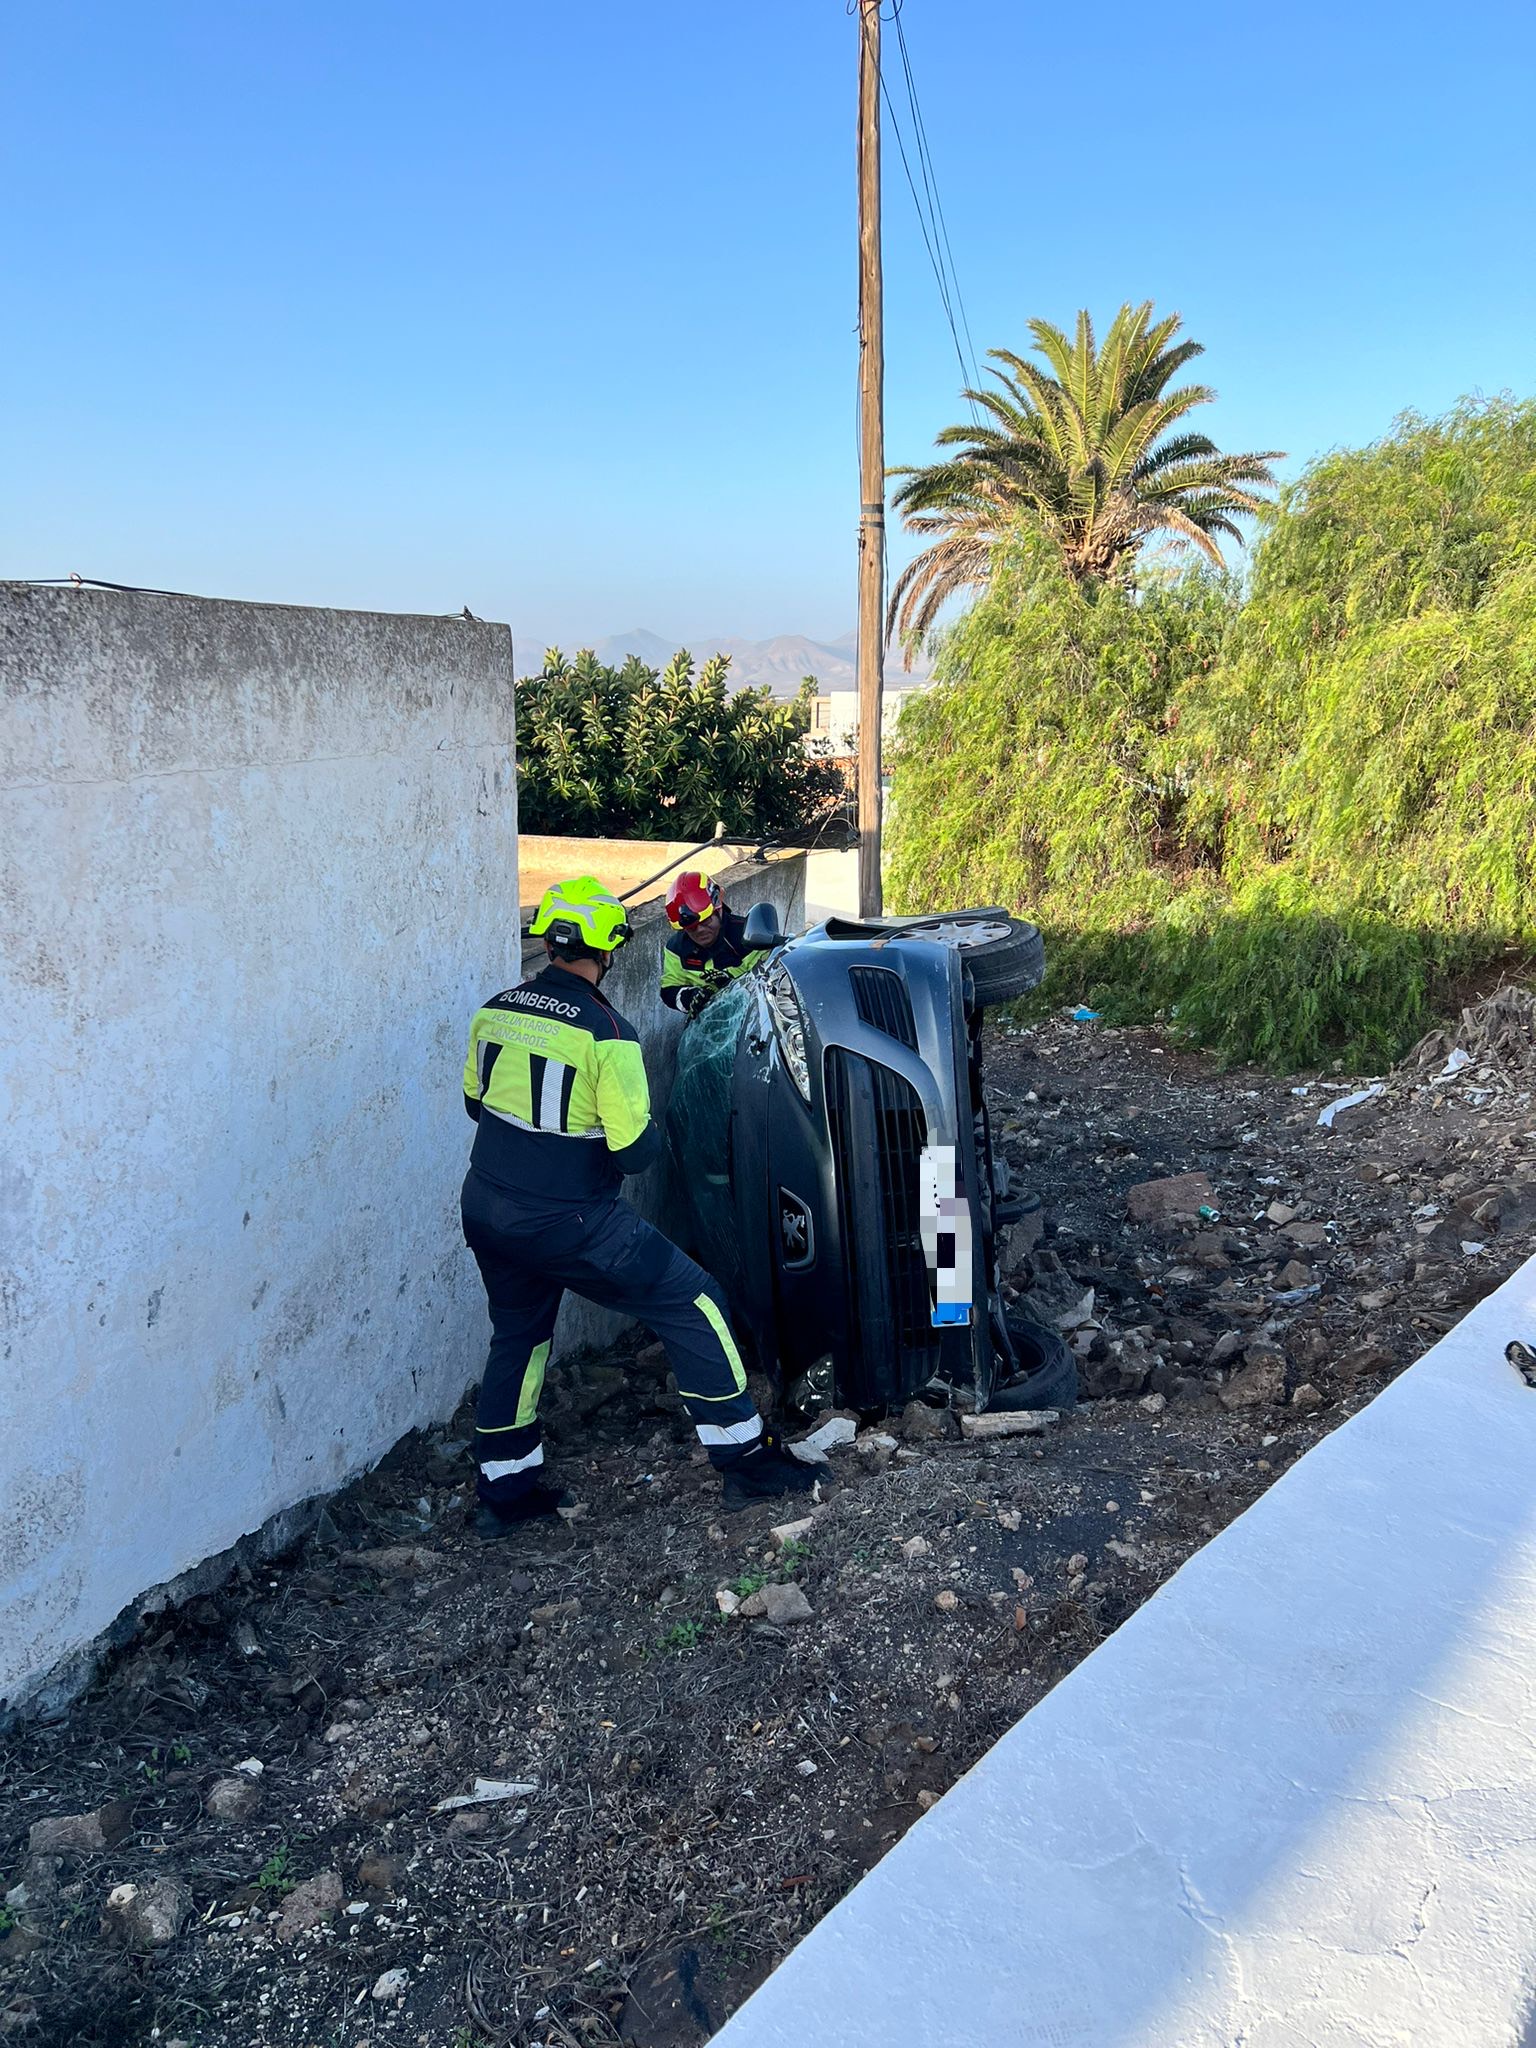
[659,908,770,1013]
[462,965,660,1205]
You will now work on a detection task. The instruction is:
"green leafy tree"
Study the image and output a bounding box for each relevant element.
[516,647,845,840]
[887,302,1281,660]
[890,397,1536,1069]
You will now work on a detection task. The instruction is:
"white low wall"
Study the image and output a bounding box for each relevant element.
[0,585,517,1713]
[714,1254,1536,2047]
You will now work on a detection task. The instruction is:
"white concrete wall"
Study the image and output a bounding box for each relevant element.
[0,585,517,1713]
[505,850,807,1359]
[714,1252,1536,2048]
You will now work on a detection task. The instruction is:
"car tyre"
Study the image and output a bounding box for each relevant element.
[900,908,1044,1005]
[990,1314,1078,1412]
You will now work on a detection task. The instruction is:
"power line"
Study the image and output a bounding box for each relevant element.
[892,5,981,395]
[868,4,981,423]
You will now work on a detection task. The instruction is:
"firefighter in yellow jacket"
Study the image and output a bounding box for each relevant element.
[461,876,814,1534]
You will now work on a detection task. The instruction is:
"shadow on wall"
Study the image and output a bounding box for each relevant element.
[481,848,809,1360]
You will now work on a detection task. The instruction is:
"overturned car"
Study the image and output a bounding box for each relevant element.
[667,903,1076,1417]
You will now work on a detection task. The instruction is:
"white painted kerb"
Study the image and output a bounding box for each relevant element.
[713,1255,1536,2048]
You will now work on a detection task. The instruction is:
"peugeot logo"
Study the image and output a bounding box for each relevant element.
[778,1190,814,1269]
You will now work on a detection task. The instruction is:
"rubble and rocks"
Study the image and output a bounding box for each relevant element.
[5,997,1535,2048]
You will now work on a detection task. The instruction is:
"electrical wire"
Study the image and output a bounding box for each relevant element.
[892,5,982,396]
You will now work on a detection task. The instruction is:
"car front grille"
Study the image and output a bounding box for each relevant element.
[825,1048,941,1401]
[848,966,918,1049]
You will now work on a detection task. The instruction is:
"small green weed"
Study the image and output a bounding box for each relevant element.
[0,1907,14,1936]
[776,1537,812,1573]
[170,1741,193,1766]
[256,1845,296,1895]
[659,1619,705,1654]
[706,1900,751,1965]
[729,1572,767,1600]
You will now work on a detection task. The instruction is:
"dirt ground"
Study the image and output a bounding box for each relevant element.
[4,999,1535,2048]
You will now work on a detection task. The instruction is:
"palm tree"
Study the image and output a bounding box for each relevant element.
[887,301,1282,661]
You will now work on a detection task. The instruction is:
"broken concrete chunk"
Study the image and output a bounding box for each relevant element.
[1291,1383,1324,1412]
[103,1876,191,1950]
[959,1410,1059,1440]
[371,1966,410,2003]
[715,1588,741,1616]
[934,1590,959,1613]
[1126,1173,1215,1225]
[738,1581,813,1624]
[1265,1200,1299,1226]
[770,1514,818,1550]
[792,1416,857,1462]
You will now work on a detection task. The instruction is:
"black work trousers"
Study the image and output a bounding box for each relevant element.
[460,1168,762,1504]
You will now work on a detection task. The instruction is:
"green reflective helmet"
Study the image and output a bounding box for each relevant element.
[528,875,633,955]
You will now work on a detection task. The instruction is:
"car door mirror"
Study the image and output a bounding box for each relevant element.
[742,902,782,949]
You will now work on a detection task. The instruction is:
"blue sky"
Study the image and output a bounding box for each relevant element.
[5,0,1535,651]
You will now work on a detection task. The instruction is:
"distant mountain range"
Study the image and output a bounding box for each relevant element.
[513,626,935,699]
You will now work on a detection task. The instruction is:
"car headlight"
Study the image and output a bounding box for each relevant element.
[764,962,812,1099]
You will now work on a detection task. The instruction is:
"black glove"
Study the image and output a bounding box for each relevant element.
[679,985,713,1018]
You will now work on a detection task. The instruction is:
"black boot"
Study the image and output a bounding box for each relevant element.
[720,1427,820,1513]
[475,1482,572,1539]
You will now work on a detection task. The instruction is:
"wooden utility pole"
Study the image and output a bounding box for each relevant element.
[855,0,885,917]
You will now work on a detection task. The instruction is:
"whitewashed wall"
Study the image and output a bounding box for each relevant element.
[0,585,517,1713]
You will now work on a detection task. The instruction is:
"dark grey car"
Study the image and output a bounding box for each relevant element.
[668,904,1075,1416]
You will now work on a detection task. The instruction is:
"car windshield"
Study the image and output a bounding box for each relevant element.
[665,975,755,1297]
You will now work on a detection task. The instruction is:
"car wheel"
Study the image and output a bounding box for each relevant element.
[901,909,1044,1006]
[989,1314,1078,1412]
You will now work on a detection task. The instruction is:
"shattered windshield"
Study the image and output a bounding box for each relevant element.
[665,976,755,1299]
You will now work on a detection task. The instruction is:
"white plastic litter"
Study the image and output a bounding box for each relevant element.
[432,1777,537,1813]
[1437,1047,1473,1081]
[1316,1083,1385,1128]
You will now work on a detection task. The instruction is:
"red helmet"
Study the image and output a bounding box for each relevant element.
[665,869,723,929]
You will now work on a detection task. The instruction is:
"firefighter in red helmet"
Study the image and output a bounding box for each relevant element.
[660,870,771,1017]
